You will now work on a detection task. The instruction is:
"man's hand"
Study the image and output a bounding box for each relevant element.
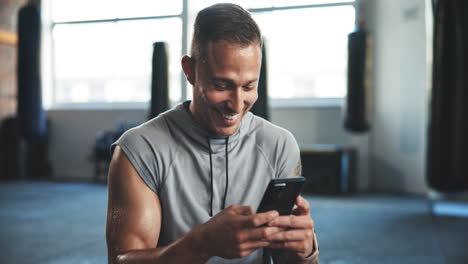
[265,196,315,259]
[193,205,282,259]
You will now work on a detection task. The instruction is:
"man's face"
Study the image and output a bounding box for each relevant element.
[189,40,261,136]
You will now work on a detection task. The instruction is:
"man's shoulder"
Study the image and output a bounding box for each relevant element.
[247,113,296,144]
[117,114,175,151]
[245,113,300,175]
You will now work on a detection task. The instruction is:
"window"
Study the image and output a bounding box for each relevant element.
[50,0,182,22]
[47,0,183,107]
[253,6,355,99]
[45,0,355,108]
[52,19,181,104]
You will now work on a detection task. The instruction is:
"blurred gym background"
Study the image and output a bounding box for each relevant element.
[1,0,467,263]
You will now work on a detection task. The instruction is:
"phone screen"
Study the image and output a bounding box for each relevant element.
[257,177,305,215]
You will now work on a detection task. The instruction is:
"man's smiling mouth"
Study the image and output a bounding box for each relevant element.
[222,113,240,120]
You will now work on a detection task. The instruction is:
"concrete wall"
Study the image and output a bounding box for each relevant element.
[367,0,430,194]
[47,108,144,179]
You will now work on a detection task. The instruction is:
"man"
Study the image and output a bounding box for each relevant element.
[106,3,318,264]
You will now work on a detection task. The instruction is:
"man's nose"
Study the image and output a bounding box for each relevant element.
[228,88,245,113]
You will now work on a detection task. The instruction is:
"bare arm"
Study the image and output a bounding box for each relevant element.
[106,146,209,264]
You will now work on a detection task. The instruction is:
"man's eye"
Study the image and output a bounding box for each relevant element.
[244,86,255,91]
[214,84,228,90]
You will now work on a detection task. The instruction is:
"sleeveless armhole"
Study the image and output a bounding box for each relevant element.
[111,132,160,194]
[276,130,301,179]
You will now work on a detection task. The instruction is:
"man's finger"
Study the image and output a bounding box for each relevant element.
[292,196,310,216]
[268,215,314,229]
[230,205,254,216]
[266,229,314,242]
[267,240,312,255]
[238,240,271,251]
[243,210,279,228]
[237,226,284,242]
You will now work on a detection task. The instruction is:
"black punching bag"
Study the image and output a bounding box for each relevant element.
[344,25,370,133]
[148,42,169,120]
[427,0,468,192]
[250,39,269,120]
[17,2,47,141]
[17,2,51,178]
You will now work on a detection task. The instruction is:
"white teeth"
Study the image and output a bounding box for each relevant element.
[223,113,239,120]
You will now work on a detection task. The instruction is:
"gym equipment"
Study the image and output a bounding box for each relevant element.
[16,2,51,178]
[344,24,371,133]
[250,39,269,120]
[427,0,468,191]
[148,42,169,120]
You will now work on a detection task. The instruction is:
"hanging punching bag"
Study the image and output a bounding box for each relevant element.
[427,0,468,192]
[17,2,52,178]
[148,42,169,120]
[17,2,47,141]
[250,39,269,120]
[344,24,370,133]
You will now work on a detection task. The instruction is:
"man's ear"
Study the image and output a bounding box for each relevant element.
[181,55,195,85]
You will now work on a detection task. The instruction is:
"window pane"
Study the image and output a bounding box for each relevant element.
[50,0,182,22]
[53,18,182,104]
[253,6,355,98]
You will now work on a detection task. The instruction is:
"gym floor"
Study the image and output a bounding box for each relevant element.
[1,181,467,264]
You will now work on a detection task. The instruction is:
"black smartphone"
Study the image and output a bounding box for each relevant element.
[257,177,306,215]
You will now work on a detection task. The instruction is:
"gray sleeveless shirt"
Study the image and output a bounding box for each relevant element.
[114,101,300,263]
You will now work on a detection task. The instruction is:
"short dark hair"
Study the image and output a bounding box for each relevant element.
[190,3,262,61]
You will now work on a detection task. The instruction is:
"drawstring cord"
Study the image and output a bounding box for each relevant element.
[222,137,229,211]
[207,139,214,217]
[207,137,230,217]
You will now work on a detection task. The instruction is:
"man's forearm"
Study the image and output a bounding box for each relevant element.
[111,231,210,264]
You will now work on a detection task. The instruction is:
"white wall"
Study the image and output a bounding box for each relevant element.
[271,107,349,145]
[368,0,430,194]
[47,109,145,180]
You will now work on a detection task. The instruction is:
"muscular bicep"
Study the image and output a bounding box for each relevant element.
[106,146,162,262]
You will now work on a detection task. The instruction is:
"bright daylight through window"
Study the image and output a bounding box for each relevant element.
[46,0,355,107]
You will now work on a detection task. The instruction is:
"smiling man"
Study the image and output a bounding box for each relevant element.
[106,3,318,264]
[185,40,260,137]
